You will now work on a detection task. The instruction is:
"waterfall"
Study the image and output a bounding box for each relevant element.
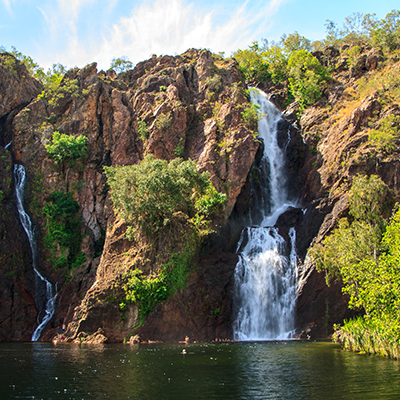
[233,89,298,341]
[14,164,56,341]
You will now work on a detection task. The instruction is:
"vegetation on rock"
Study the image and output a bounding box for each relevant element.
[43,191,85,271]
[110,56,133,74]
[2,8,400,345]
[311,175,400,358]
[104,154,226,238]
[45,131,88,166]
[122,237,197,324]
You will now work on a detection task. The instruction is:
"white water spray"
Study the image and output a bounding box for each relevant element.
[233,89,298,341]
[14,164,56,341]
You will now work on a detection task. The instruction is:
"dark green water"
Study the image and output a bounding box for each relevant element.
[1,341,400,399]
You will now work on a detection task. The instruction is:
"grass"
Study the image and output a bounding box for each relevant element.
[334,316,400,359]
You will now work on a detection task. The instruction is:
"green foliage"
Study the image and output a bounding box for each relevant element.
[110,56,133,74]
[335,209,400,358]
[124,244,195,321]
[42,191,85,270]
[335,315,400,359]
[342,45,362,68]
[0,46,46,80]
[194,185,226,218]
[233,41,271,83]
[104,155,225,236]
[37,70,79,108]
[155,112,172,132]
[324,10,400,51]
[311,174,400,357]
[357,63,400,105]
[280,32,312,53]
[369,114,400,153]
[205,75,223,93]
[137,120,149,141]
[262,45,288,84]
[0,52,19,76]
[311,174,388,289]
[45,131,88,166]
[233,34,311,85]
[173,138,185,157]
[241,103,260,131]
[287,50,330,112]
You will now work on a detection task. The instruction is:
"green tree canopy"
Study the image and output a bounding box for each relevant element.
[104,155,226,236]
[110,56,133,74]
[287,50,330,111]
[311,174,390,312]
[45,131,88,166]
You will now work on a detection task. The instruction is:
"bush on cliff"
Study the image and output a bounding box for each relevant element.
[45,131,88,167]
[122,239,196,323]
[104,155,226,237]
[43,191,85,271]
[287,50,330,112]
[310,174,400,358]
[105,155,227,322]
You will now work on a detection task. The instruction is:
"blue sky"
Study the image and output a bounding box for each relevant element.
[1,0,399,71]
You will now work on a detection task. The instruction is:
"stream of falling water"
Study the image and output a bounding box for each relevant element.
[233,89,298,341]
[14,164,56,341]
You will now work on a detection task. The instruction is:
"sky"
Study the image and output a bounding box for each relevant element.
[0,0,399,71]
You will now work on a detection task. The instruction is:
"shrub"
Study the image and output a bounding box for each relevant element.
[369,114,400,153]
[123,244,195,322]
[310,174,400,357]
[311,174,388,288]
[45,131,87,166]
[137,120,149,141]
[287,50,330,112]
[110,56,133,74]
[205,75,223,93]
[241,103,260,131]
[155,112,172,132]
[104,155,226,237]
[42,191,85,270]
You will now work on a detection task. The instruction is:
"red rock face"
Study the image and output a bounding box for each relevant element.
[2,45,398,342]
[0,55,42,341]
[1,49,260,342]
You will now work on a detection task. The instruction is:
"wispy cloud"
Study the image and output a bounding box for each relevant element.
[89,0,288,70]
[2,0,13,13]
[36,0,288,70]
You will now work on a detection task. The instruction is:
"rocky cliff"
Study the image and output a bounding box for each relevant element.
[1,44,399,342]
[0,49,262,342]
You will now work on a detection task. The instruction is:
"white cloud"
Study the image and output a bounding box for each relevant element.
[37,0,288,70]
[89,0,288,70]
[56,0,95,19]
[2,0,13,13]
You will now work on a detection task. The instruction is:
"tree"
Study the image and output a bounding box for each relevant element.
[262,45,288,84]
[110,56,133,74]
[104,155,226,236]
[370,10,400,50]
[45,131,88,167]
[311,174,390,311]
[43,191,85,270]
[280,32,312,53]
[287,50,330,111]
[233,41,270,83]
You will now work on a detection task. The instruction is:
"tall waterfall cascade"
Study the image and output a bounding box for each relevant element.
[233,89,298,341]
[14,164,56,341]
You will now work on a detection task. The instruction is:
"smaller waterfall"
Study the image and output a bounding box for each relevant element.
[233,89,298,341]
[14,164,56,341]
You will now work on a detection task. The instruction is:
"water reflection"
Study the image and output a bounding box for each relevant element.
[1,341,400,399]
